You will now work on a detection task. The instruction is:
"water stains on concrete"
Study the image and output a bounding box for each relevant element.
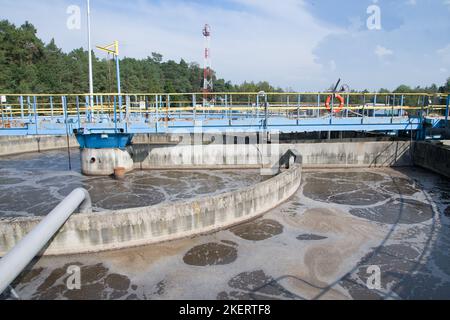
[339,277,383,300]
[285,207,378,236]
[183,243,238,266]
[229,219,283,241]
[303,172,390,206]
[217,270,298,300]
[444,206,450,217]
[105,274,131,292]
[221,240,238,247]
[379,177,420,196]
[350,198,434,225]
[14,267,44,287]
[296,234,328,241]
[153,280,166,296]
[342,243,450,299]
[15,263,137,300]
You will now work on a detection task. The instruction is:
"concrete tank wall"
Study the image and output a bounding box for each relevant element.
[0,136,79,156]
[133,140,413,169]
[134,144,267,170]
[0,163,302,256]
[1,135,413,169]
[285,141,413,168]
[413,142,450,179]
[0,134,181,157]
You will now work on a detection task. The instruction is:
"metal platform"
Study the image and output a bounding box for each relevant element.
[0,92,448,137]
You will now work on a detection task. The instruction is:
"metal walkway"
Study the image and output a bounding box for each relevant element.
[0,92,448,136]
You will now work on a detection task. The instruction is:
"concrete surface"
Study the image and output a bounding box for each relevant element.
[4,167,449,300]
[413,141,450,179]
[132,140,413,169]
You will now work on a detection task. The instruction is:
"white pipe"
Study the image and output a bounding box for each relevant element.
[0,188,91,294]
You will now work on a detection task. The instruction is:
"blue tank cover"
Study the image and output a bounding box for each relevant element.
[75,131,134,150]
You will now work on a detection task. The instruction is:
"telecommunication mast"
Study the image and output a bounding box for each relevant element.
[202,24,213,106]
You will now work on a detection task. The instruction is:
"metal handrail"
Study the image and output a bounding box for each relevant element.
[0,188,92,294]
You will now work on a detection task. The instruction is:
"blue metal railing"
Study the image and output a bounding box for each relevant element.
[0,92,448,136]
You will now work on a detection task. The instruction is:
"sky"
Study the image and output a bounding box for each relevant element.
[1,0,450,91]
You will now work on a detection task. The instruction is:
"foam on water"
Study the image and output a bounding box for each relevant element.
[0,150,266,216]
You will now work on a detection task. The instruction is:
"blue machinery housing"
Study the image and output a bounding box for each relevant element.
[0,92,448,148]
[75,131,133,149]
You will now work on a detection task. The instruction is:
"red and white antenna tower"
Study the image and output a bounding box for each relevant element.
[202,24,213,106]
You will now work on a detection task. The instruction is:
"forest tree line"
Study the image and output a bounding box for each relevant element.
[0,20,449,95]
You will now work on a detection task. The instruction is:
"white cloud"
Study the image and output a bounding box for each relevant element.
[406,0,417,6]
[375,45,394,59]
[1,0,343,91]
[437,44,450,64]
[329,60,337,71]
[348,16,364,32]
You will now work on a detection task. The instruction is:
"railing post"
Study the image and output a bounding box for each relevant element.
[100,95,104,115]
[317,94,320,118]
[26,96,30,121]
[85,95,89,123]
[76,96,81,130]
[119,94,123,123]
[20,96,24,120]
[167,94,170,120]
[33,96,38,135]
[95,95,99,117]
[225,94,228,119]
[330,94,334,126]
[0,98,4,128]
[286,95,290,119]
[346,94,350,118]
[144,96,149,121]
[62,96,69,133]
[445,94,449,128]
[400,95,404,117]
[264,99,268,130]
[126,95,131,121]
[155,95,159,133]
[373,94,377,118]
[192,94,196,120]
[113,95,118,133]
[391,94,395,124]
[363,93,366,117]
[419,96,425,140]
[50,96,54,121]
[160,95,163,128]
[61,96,65,119]
[256,94,260,120]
